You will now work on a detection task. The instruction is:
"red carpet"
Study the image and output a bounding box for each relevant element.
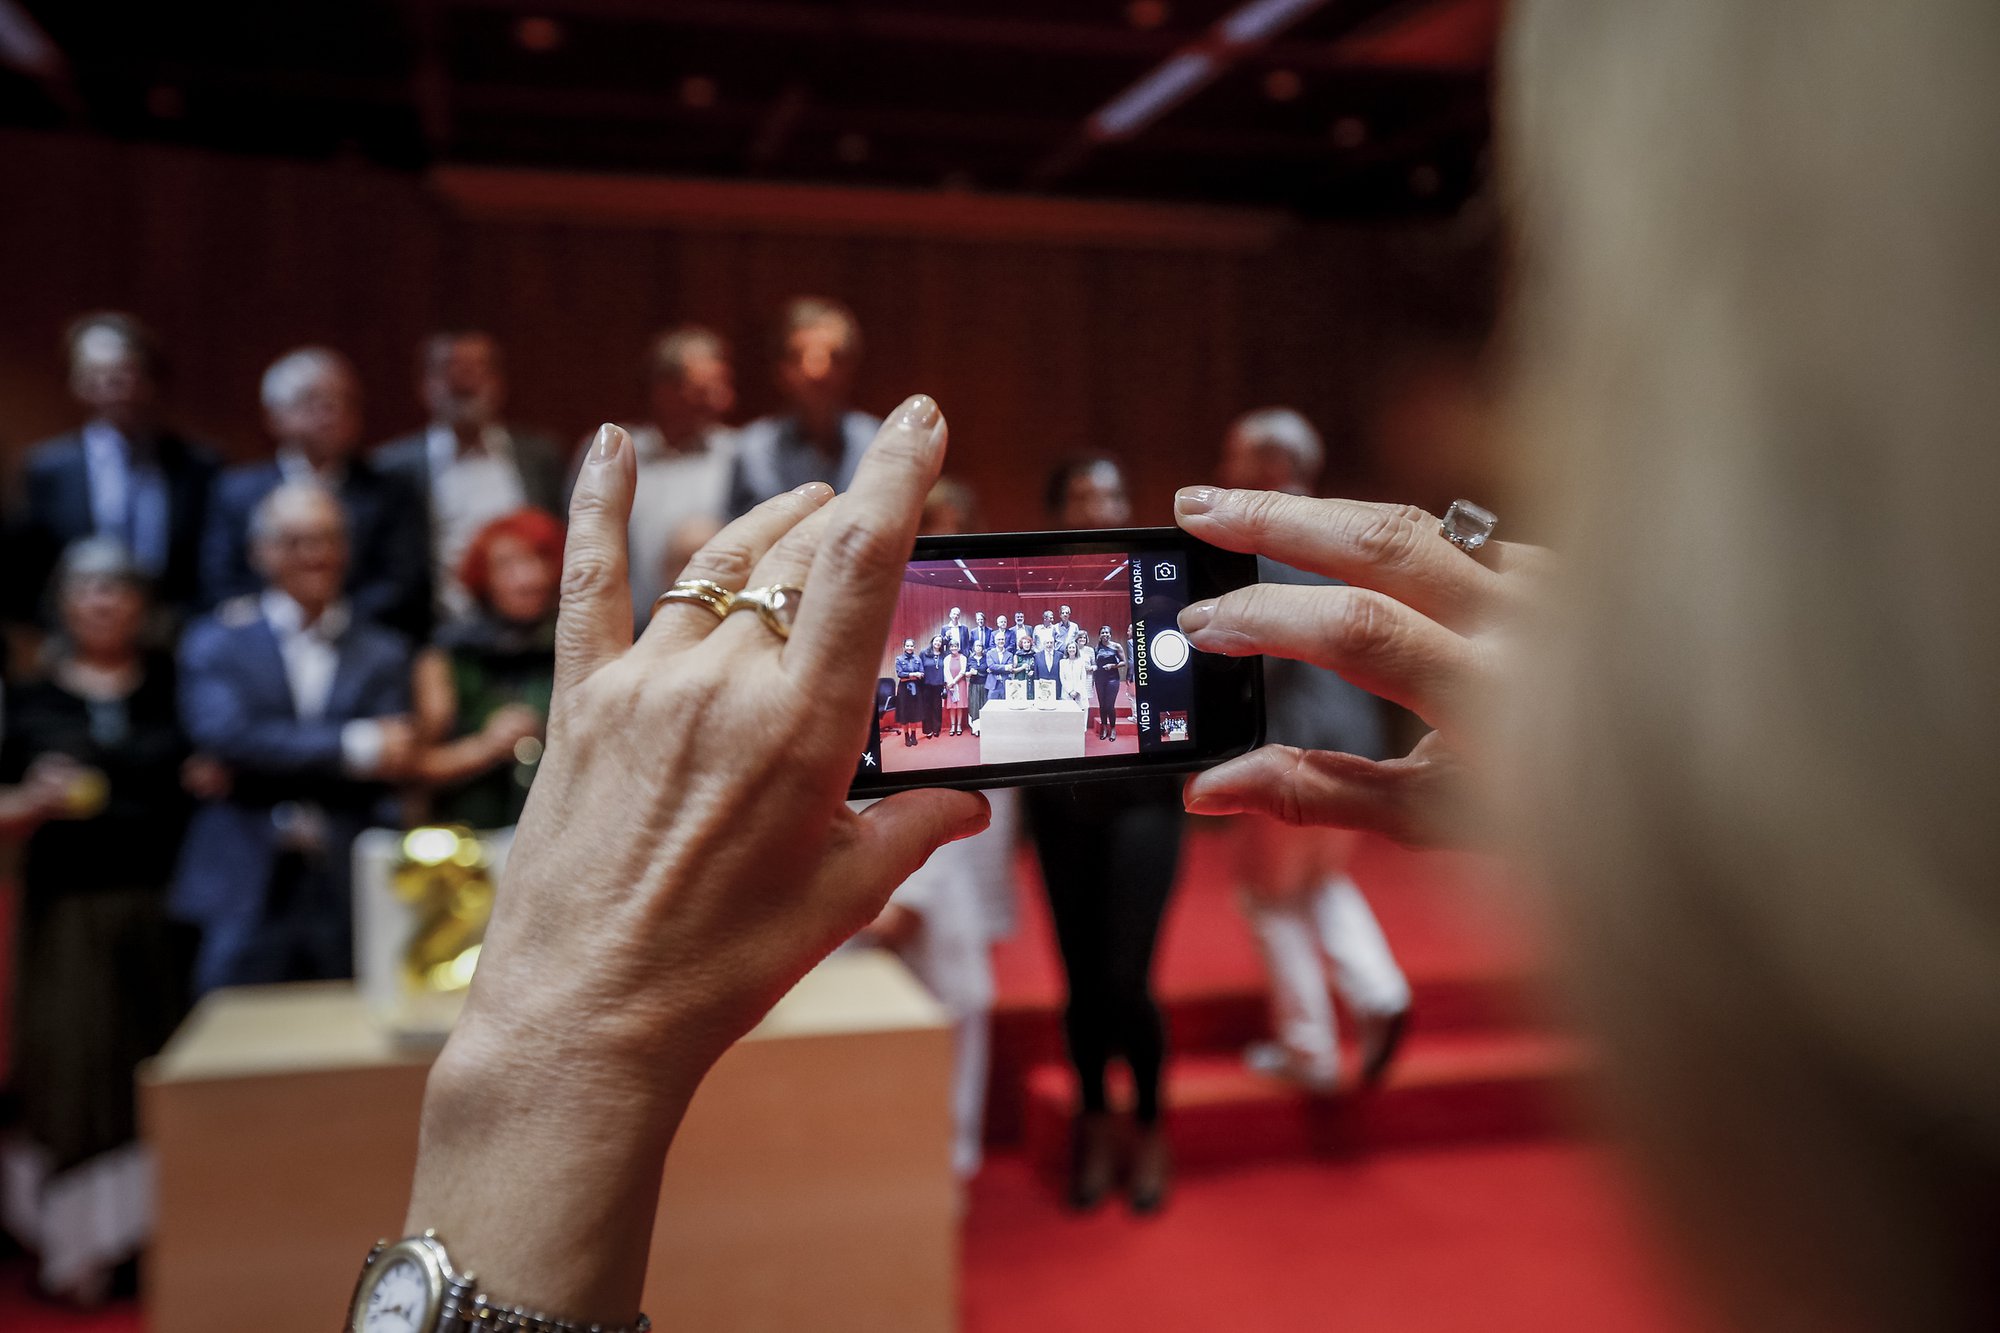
[964,1143,1706,1333]
[0,832,1703,1331]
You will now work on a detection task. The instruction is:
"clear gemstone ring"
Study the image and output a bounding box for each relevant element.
[727,584,804,640]
[1439,500,1498,555]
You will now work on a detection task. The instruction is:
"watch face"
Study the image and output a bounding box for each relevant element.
[358,1255,434,1333]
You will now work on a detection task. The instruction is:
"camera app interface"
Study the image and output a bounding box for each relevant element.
[856,549,1196,780]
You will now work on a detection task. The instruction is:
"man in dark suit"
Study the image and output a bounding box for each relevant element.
[173,483,416,994]
[1033,638,1064,686]
[202,347,430,639]
[936,606,971,660]
[370,330,565,622]
[726,297,881,517]
[5,312,217,630]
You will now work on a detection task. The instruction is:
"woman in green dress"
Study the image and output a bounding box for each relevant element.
[411,509,563,829]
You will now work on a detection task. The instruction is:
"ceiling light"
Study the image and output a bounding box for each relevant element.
[1126,1,1170,31]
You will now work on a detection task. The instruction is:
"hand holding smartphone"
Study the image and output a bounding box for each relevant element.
[848,526,1264,796]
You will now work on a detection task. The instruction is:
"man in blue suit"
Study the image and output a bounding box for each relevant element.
[4,312,217,630]
[174,483,416,993]
[1032,637,1064,687]
[202,347,431,639]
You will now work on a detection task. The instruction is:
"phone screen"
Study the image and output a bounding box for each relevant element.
[857,542,1203,783]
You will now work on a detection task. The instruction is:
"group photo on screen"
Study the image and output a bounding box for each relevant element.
[876,555,1138,774]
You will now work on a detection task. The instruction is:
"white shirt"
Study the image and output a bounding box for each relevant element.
[260,589,384,774]
[275,444,346,488]
[426,423,527,618]
[80,419,169,574]
[1032,622,1058,652]
[626,422,736,619]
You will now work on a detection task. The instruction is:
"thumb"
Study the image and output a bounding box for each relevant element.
[838,788,992,912]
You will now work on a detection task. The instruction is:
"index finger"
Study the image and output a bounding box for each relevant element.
[782,395,947,695]
[554,422,638,698]
[1174,488,1504,628]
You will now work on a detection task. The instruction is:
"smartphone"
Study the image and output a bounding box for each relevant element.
[848,526,1264,796]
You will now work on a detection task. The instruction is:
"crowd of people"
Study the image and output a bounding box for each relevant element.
[0,295,907,1301]
[0,289,1411,1302]
[889,607,1128,746]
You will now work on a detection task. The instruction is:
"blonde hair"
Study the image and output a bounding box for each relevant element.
[1501,3,2000,1327]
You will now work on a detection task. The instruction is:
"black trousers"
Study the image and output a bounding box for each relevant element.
[1027,782,1185,1124]
[919,683,943,737]
[226,850,354,987]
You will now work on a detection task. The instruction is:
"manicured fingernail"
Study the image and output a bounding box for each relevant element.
[591,422,626,463]
[1179,600,1216,634]
[896,394,942,431]
[1176,486,1220,517]
[793,481,835,502]
[1185,792,1227,815]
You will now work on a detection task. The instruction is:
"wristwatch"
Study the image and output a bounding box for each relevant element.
[346,1231,651,1333]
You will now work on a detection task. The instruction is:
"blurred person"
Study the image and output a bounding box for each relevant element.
[1058,636,1091,711]
[380,4,2000,1328]
[965,611,993,721]
[373,331,566,620]
[1026,455,1184,1213]
[726,297,880,515]
[937,605,969,659]
[0,539,198,1304]
[980,633,1011,722]
[202,346,430,639]
[1091,626,1125,742]
[942,639,969,737]
[918,634,946,739]
[409,509,562,830]
[1009,624,1035,690]
[1031,631,1062,686]
[1214,408,1409,1093]
[5,312,217,633]
[921,475,978,536]
[1055,604,1079,651]
[892,638,923,746]
[604,326,739,622]
[171,483,415,994]
[1032,609,1059,653]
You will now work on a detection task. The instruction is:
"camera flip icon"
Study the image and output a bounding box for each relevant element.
[1152,561,1178,583]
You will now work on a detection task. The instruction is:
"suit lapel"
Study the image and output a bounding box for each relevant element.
[324,625,371,721]
[244,617,301,721]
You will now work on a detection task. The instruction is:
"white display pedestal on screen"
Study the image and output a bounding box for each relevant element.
[978,699,1086,765]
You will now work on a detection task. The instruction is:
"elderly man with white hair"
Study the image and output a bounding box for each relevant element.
[200,346,432,639]
[1216,407,1412,1093]
[175,482,417,993]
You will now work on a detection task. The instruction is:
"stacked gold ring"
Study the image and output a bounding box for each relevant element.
[653,578,735,621]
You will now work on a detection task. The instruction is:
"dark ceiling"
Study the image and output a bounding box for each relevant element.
[0,0,1499,215]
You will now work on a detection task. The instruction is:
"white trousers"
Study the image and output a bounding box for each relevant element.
[1240,877,1410,1077]
[947,1010,992,1179]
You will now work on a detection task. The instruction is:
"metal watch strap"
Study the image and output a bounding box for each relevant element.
[359,1236,650,1333]
[453,1293,652,1333]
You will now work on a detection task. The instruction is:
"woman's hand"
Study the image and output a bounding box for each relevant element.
[1173,488,1546,848]
[405,396,987,1324]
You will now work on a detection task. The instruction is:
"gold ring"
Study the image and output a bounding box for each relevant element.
[726,584,804,640]
[653,578,735,621]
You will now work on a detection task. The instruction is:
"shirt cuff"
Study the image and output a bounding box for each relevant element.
[340,719,386,776]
